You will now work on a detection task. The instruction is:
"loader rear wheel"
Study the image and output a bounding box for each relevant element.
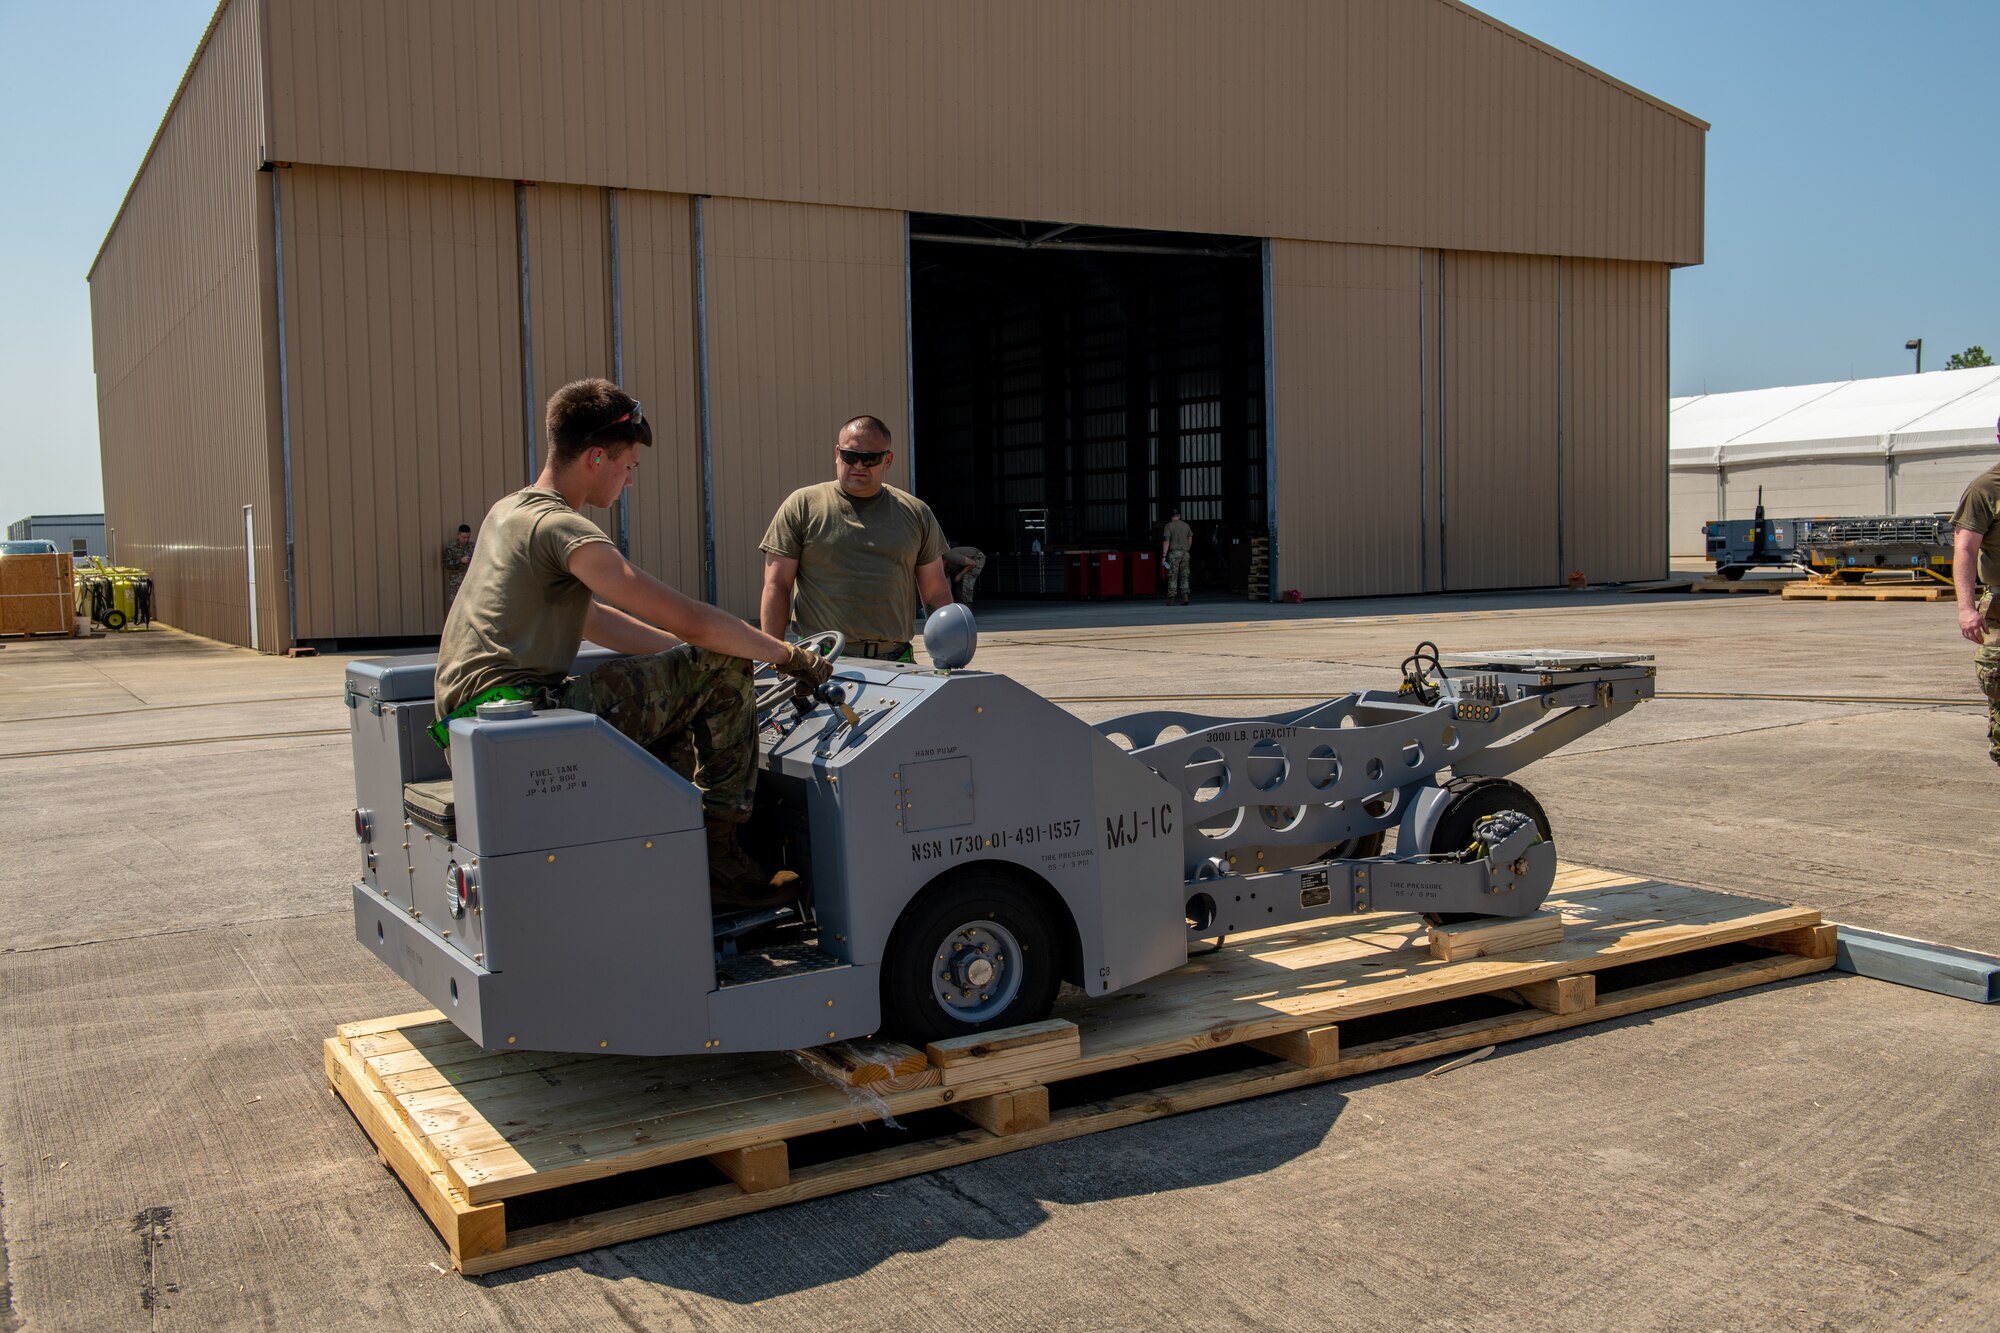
[880,870,1061,1045]
[1418,777,1553,927]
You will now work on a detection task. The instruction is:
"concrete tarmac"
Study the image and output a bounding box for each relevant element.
[1,586,1994,1330]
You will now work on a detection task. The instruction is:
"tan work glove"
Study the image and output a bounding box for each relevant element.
[777,641,834,687]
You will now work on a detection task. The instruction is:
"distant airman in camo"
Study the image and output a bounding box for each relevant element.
[942,544,986,605]
[1161,509,1194,606]
[442,523,474,613]
[1951,418,2000,766]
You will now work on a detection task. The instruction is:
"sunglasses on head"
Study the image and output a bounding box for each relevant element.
[587,399,644,438]
[838,448,889,467]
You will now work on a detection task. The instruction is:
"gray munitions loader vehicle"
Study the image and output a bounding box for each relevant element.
[347,624,1652,1057]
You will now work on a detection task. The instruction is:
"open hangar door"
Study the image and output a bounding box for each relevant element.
[909,215,1269,599]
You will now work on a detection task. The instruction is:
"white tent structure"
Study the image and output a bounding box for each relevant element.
[1669,367,2000,556]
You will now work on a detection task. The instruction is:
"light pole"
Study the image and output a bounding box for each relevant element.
[1905,338,1922,374]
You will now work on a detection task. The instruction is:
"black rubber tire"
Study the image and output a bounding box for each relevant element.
[103,609,127,630]
[1419,777,1553,926]
[1720,565,1746,581]
[879,870,1062,1045]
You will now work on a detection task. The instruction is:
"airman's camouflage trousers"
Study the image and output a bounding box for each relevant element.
[1165,550,1191,601]
[1978,589,2000,766]
[561,646,757,818]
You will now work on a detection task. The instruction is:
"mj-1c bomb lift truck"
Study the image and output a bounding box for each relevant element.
[346,616,1653,1056]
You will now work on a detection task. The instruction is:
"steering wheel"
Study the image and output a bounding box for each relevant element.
[753,630,847,725]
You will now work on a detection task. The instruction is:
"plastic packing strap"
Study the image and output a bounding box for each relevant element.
[786,1049,902,1132]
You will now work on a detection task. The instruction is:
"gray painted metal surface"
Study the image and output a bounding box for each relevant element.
[1259,237,1278,603]
[694,194,717,604]
[608,185,629,554]
[345,644,1654,1056]
[268,166,299,647]
[1835,926,2000,1004]
[515,181,537,481]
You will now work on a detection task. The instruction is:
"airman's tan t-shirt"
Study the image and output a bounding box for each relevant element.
[1952,463,2000,588]
[435,488,612,716]
[760,482,947,646]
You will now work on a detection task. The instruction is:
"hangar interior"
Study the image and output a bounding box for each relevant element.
[911,215,1266,591]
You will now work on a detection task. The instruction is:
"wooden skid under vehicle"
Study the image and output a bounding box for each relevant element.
[325,867,1838,1275]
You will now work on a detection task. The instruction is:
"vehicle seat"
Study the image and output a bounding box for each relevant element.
[403,778,456,840]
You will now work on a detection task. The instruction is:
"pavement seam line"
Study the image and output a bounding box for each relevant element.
[3,908,348,956]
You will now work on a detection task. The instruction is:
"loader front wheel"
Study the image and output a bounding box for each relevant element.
[1419,777,1553,927]
[880,870,1062,1045]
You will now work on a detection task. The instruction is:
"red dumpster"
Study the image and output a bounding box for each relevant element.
[1085,550,1126,597]
[1127,550,1158,596]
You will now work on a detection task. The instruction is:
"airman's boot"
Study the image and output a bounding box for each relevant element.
[704,813,799,911]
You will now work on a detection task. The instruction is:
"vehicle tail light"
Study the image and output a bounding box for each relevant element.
[447,861,476,918]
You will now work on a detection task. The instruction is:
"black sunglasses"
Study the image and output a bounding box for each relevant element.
[588,399,644,438]
[837,448,889,467]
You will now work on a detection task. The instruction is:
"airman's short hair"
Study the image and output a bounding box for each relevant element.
[547,378,653,463]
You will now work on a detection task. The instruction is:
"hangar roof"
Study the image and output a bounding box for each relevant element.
[99,0,1707,275]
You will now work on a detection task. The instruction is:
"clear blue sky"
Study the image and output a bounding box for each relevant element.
[2,1,1996,520]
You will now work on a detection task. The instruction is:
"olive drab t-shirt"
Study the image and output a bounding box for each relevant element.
[434,488,613,716]
[760,482,948,646]
[1952,463,2000,588]
[1163,518,1194,553]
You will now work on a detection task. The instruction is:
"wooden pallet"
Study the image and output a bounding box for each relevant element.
[1781,581,1952,602]
[325,867,1836,1275]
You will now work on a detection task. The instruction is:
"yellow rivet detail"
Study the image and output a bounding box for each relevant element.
[827,1031,837,1039]
[599,1040,609,1048]
[975,706,984,714]
[825,999,834,1007]
[645,840,653,849]
[547,854,556,863]
[507,1036,517,1045]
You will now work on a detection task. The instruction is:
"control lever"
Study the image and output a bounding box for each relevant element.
[795,679,861,728]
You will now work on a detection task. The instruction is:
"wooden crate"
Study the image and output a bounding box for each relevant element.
[326,867,1837,1275]
[0,553,74,637]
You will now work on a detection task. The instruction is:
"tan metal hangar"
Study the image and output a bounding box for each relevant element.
[89,0,1705,652]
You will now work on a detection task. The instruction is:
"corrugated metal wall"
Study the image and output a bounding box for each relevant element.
[1269,241,1426,597]
[1439,251,1560,591]
[614,190,706,596]
[1273,246,1667,597]
[524,184,612,471]
[277,166,524,639]
[87,0,277,648]
[701,198,911,618]
[260,0,1703,266]
[1561,259,1669,583]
